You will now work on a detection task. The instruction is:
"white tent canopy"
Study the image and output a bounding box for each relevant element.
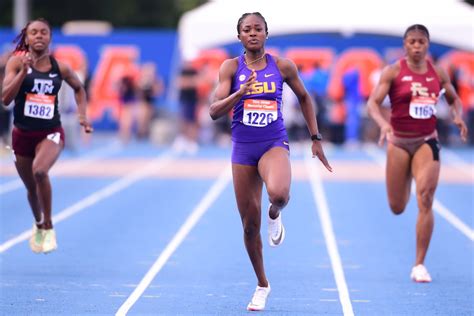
[178,0,473,61]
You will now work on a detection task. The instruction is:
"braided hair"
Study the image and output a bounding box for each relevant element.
[13,18,52,53]
[236,12,268,35]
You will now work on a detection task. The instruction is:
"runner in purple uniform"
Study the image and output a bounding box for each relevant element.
[209,12,332,311]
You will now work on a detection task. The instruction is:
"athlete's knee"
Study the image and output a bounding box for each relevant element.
[32,166,48,181]
[417,186,435,210]
[243,220,260,239]
[388,201,406,215]
[267,188,290,209]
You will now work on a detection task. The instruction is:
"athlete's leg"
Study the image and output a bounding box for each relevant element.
[14,156,43,224]
[32,137,63,229]
[258,147,291,219]
[232,163,268,287]
[386,143,412,214]
[411,143,440,266]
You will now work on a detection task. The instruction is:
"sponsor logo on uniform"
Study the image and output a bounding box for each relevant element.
[31,79,54,94]
[426,77,435,82]
[49,73,58,78]
[242,81,277,95]
[401,76,413,81]
[410,82,429,97]
[264,73,274,78]
[47,132,61,145]
[239,74,246,81]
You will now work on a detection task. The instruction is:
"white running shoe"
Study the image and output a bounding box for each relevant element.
[42,229,58,254]
[410,264,432,283]
[247,284,271,311]
[268,205,285,247]
[29,224,44,253]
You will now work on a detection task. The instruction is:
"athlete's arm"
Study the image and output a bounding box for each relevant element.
[59,62,93,133]
[278,57,332,172]
[436,66,468,142]
[209,58,255,120]
[1,54,31,105]
[367,64,397,146]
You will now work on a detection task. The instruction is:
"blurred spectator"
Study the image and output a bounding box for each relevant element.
[137,62,164,139]
[327,97,346,144]
[363,63,391,143]
[448,64,474,146]
[54,52,89,152]
[282,82,306,141]
[343,67,363,146]
[0,50,13,152]
[118,75,139,143]
[196,63,219,144]
[301,62,330,135]
[173,62,199,153]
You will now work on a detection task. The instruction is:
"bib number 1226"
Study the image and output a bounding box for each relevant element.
[243,99,277,127]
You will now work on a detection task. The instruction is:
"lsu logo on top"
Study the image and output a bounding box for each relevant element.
[241,81,276,95]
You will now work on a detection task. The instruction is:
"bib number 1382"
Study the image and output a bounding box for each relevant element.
[243,99,277,127]
[24,93,55,120]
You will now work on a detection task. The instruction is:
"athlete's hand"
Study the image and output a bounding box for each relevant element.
[311,141,332,172]
[453,116,468,142]
[378,123,393,146]
[79,116,94,133]
[239,69,256,95]
[20,52,33,72]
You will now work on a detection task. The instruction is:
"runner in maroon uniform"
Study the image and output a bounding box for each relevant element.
[367,24,468,282]
[1,18,93,254]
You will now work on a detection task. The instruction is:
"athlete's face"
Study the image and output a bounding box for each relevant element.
[26,21,51,52]
[404,30,429,62]
[238,15,267,50]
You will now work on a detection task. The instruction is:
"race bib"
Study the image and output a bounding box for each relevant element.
[242,99,277,127]
[24,93,55,120]
[409,96,436,119]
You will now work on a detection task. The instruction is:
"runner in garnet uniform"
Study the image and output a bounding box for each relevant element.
[367,24,468,283]
[209,12,332,311]
[1,18,93,254]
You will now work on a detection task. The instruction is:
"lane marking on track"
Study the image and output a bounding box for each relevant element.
[305,155,355,316]
[0,150,174,254]
[442,148,474,177]
[115,164,232,316]
[0,140,123,195]
[364,144,474,241]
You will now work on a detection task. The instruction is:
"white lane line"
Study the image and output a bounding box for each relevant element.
[364,144,474,241]
[442,148,474,177]
[0,179,23,195]
[305,156,355,316]
[115,165,232,316]
[0,140,123,195]
[0,151,174,254]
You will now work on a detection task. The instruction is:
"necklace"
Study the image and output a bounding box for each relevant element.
[30,51,49,64]
[244,53,265,66]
